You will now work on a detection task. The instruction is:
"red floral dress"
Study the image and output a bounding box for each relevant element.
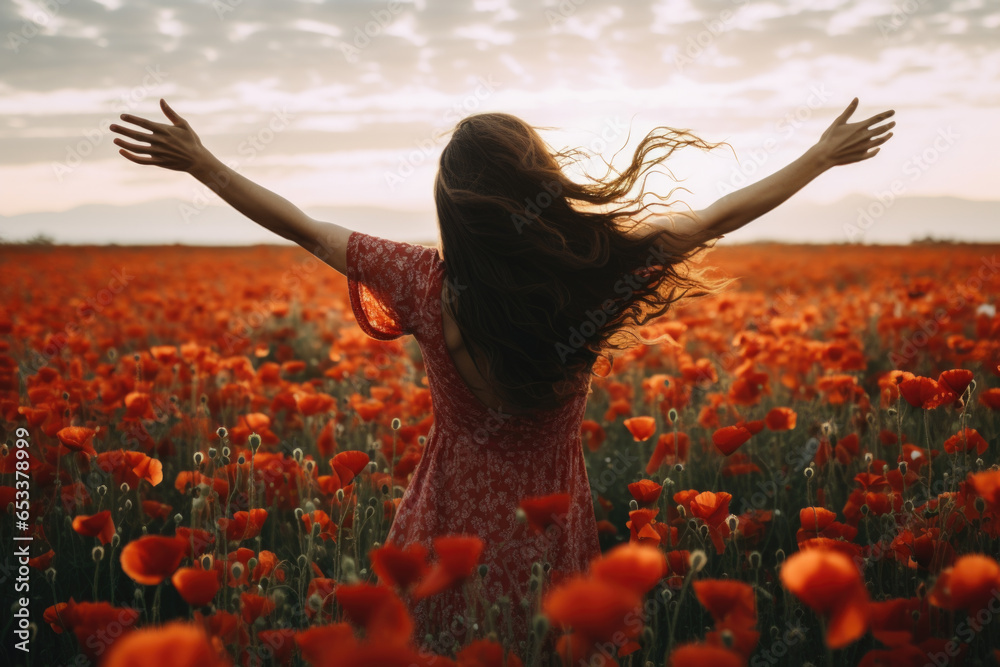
[346,231,601,655]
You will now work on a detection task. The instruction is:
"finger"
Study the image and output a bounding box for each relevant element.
[868,131,893,147]
[113,137,155,154]
[118,149,162,166]
[119,113,170,133]
[835,97,859,124]
[109,123,155,142]
[868,120,895,137]
[160,98,187,127]
[862,109,895,128]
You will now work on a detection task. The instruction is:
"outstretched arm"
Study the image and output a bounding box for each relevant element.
[110,99,351,274]
[649,98,896,250]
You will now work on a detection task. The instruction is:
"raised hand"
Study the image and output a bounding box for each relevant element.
[110,98,210,172]
[813,98,895,168]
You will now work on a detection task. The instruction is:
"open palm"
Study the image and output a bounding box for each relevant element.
[815,98,895,167]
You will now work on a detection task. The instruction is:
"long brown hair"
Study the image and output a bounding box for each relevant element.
[434,112,734,415]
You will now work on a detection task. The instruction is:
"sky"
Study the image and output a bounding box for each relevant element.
[1,0,998,243]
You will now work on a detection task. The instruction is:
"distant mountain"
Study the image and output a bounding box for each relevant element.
[1,195,997,245]
[0,200,439,246]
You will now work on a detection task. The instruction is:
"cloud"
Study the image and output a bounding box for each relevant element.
[1,0,996,232]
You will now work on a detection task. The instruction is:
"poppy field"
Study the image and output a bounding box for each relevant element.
[2,241,1000,667]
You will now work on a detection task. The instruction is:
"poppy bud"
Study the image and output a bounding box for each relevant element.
[202,554,213,569]
[46,567,57,584]
[887,406,897,417]
[111,532,121,548]
[296,554,308,569]
[726,515,738,532]
[749,551,761,569]
[193,451,204,466]
[860,503,870,516]
[92,546,104,563]
[238,455,246,465]
[336,489,345,502]
[676,505,686,518]
[864,452,873,464]
[673,463,684,473]
[391,418,401,430]
[293,448,303,463]
[248,557,258,573]
[120,482,130,493]
[217,427,228,439]
[629,499,639,511]
[688,550,707,573]
[208,448,217,460]
[804,467,814,479]
[975,497,986,514]
[123,499,132,511]
[231,562,244,579]
[903,500,914,513]
[775,548,785,563]
[97,485,108,497]
[898,461,907,475]
[294,508,304,521]
[249,433,262,451]
[311,522,321,538]
[668,408,678,423]
[364,506,374,519]
[478,564,489,578]
[222,446,230,458]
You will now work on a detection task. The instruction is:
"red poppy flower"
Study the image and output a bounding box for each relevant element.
[969,470,1000,510]
[72,510,115,545]
[581,419,606,452]
[929,554,1000,615]
[335,583,412,644]
[943,428,989,455]
[412,535,484,600]
[172,567,221,607]
[588,543,667,596]
[56,426,98,456]
[624,416,657,442]
[295,623,356,665]
[240,591,276,624]
[120,535,187,585]
[456,639,524,667]
[937,368,973,396]
[59,599,140,659]
[899,376,956,409]
[646,432,690,473]
[519,493,571,534]
[96,450,164,487]
[693,579,757,630]
[330,450,370,486]
[712,425,752,456]
[218,508,268,542]
[627,479,663,506]
[370,542,429,591]
[667,643,744,667]
[543,576,642,643]
[780,548,869,648]
[764,407,797,431]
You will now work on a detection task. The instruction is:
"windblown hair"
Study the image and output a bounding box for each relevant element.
[434,112,734,415]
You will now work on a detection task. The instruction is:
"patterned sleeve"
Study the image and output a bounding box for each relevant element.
[346,231,441,340]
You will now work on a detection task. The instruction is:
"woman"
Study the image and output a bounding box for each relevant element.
[110,98,894,657]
